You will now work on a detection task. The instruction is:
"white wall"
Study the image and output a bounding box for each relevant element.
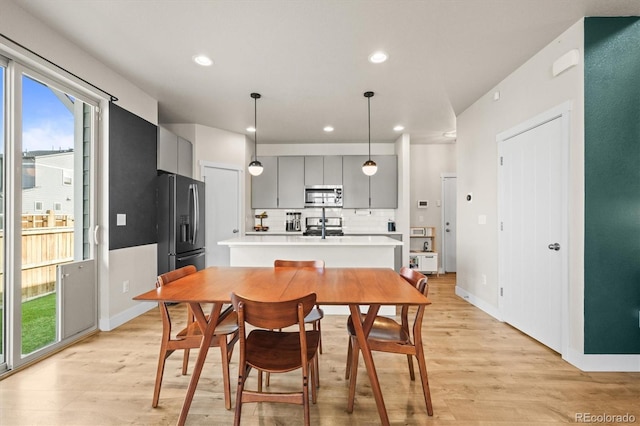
[456,20,585,353]
[409,143,457,255]
[2,1,160,331]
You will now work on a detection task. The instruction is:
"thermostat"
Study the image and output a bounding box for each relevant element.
[417,200,428,209]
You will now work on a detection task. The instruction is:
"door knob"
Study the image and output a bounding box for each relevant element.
[548,243,560,251]
[232,229,239,233]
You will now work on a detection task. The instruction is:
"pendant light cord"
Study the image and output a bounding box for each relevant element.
[368,95,371,160]
[254,95,258,161]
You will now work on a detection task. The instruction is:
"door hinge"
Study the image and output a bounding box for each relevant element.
[500,222,503,231]
[500,287,504,297]
[500,156,503,166]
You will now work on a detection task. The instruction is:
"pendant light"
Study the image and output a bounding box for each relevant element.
[362,91,378,176]
[248,92,264,176]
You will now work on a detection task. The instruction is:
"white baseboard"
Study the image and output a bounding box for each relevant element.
[564,348,640,372]
[455,285,502,321]
[99,301,155,331]
[455,286,640,372]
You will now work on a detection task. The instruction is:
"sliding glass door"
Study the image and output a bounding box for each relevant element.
[1,59,6,369]
[1,57,98,372]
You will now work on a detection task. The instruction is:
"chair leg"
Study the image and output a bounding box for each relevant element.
[346,336,360,413]
[219,336,232,410]
[182,348,190,375]
[345,337,352,380]
[316,320,323,354]
[310,358,318,404]
[407,354,415,381]
[415,346,434,416]
[234,364,249,426]
[258,370,263,392]
[152,347,171,408]
[303,366,311,426]
[314,351,320,388]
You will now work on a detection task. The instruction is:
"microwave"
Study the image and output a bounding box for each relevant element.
[410,227,426,236]
[304,185,343,208]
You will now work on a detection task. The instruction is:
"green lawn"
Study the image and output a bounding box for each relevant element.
[0,293,57,355]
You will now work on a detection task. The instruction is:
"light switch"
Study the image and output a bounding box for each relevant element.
[117,214,126,226]
[478,215,487,225]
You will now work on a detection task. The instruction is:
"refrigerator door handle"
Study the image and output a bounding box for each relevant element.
[176,251,206,262]
[194,183,199,244]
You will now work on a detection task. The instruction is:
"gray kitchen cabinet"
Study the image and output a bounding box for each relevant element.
[251,156,278,208]
[370,155,397,208]
[157,126,193,178]
[177,136,193,177]
[342,155,397,208]
[304,156,343,185]
[278,156,305,208]
[342,155,370,208]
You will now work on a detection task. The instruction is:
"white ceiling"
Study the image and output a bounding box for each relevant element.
[10,0,640,144]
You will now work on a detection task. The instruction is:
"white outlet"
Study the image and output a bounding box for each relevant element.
[419,215,424,222]
[122,280,130,293]
[481,274,487,285]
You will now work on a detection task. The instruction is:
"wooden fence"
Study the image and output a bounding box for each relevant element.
[0,213,74,300]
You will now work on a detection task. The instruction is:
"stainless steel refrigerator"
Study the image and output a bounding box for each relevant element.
[157,173,206,275]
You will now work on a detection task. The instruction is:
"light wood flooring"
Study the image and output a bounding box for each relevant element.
[1,273,639,425]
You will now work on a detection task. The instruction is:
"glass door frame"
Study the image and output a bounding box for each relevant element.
[2,57,100,371]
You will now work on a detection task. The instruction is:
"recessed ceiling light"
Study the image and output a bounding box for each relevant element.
[443,130,457,138]
[192,55,213,66]
[393,125,405,132]
[246,126,256,132]
[323,126,334,132]
[368,51,388,64]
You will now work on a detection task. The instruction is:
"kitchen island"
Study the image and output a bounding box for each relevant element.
[218,234,403,314]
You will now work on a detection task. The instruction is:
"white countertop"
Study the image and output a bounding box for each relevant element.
[219,235,402,246]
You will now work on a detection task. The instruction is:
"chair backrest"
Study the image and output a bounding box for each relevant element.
[399,266,428,294]
[274,259,325,270]
[157,265,197,288]
[156,265,198,336]
[399,266,429,336]
[231,292,317,330]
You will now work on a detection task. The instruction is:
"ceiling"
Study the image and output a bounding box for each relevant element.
[10,0,640,144]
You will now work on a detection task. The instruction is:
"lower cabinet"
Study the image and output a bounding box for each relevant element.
[409,252,438,276]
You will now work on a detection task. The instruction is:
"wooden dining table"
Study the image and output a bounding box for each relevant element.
[134,266,431,426]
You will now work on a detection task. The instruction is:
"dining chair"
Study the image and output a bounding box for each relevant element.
[231,292,320,426]
[152,265,239,410]
[274,259,325,351]
[344,266,434,416]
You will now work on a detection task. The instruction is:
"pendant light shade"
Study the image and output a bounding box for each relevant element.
[362,91,378,176]
[248,92,263,176]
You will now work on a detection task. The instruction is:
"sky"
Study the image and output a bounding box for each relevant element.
[0,70,75,153]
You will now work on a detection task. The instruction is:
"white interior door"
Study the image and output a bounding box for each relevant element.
[202,164,241,267]
[498,110,568,353]
[442,175,457,272]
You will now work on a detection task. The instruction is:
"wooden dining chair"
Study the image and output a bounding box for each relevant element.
[274,259,325,352]
[152,265,239,410]
[231,292,320,426]
[344,266,433,416]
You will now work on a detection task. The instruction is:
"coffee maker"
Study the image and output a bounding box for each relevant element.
[286,212,302,232]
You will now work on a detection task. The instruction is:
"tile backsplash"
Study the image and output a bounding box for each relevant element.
[249,208,396,233]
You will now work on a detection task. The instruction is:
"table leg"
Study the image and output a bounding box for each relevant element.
[177,302,222,426]
[348,304,389,426]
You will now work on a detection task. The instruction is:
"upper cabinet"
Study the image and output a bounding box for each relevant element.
[370,155,397,208]
[157,126,193,177]
[342,155,397,209]
[278,156,305,208]
[251,156,278,208]
[251,154,397,209]
[304,156,343,185]
[342,155,370,208]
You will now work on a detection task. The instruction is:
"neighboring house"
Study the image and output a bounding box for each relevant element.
[21,150,74,217]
